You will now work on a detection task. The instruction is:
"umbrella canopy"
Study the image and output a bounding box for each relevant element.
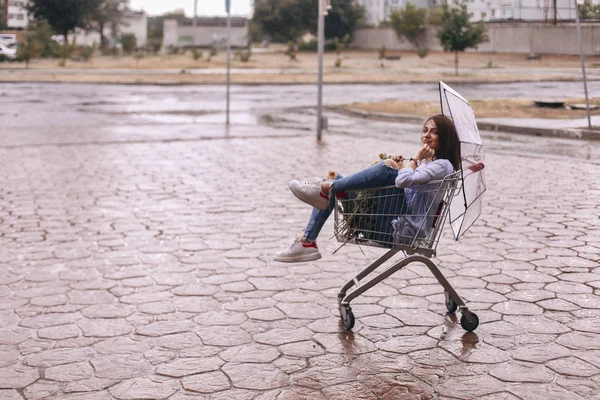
[438,81,486,240]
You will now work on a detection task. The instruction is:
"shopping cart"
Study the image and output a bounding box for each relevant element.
[333,171,479,332]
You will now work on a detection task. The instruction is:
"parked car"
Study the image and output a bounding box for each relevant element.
[0,34,18,49]
[0,40,17,60]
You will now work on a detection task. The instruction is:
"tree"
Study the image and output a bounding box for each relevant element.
[120,33,136,54]
[324,0,364,42]
[27,20,61,58]
[0,0,7,30]
[390,4,427,54]
[16,35,43,68]
[252,0,364,42]
[27,0,102,43]
[88,0,130,49]
[437,2,487,76]
[579,0,600,18]
[252,0,315,42]
[147,9,186,52]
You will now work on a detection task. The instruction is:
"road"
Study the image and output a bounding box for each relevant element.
[1,81,599,162]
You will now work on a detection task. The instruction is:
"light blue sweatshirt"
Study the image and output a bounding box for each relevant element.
[392,159,455,244]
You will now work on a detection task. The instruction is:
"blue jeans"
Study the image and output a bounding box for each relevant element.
[304,162,404,242]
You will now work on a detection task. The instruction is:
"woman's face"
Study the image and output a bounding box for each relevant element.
[422,119,440,151]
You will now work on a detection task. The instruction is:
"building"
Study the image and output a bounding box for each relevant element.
[67,11,148,48]
[4,0,28,29]
[467,0,577,22]
[163,17,249,48]
[355,0,441,26]
[355,0,582,25]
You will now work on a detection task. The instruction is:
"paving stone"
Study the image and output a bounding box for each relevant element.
[546,356,600,377]
[91,354,153,379]
[195,326,251,346]
[0,389,22,400]
[78,318,132,337]
[489,362,555,383]
[64,377,116,393]
[151,332,201,350]
[155,357,224,377]
[22,381,61,400]
[24,347,95,367]
[45,361,93,381]
[0,365,39,389]
[377,335,438,354]
[19,312,82,329]
[108,377,179,399]
[220,344,280,363]
[254,327,314,346]
[181,371,231,393]
[135,320,197,337]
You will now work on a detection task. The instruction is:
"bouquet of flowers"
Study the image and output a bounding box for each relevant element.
[338,153,401,245]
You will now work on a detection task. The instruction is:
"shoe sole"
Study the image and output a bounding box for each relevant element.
[288,183,329,211]
[273,253,322,263]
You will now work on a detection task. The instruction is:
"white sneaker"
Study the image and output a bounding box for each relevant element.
[273,236,322,263]
[288,179,330,210]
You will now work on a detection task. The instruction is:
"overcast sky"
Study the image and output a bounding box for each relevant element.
[129,0,253,17]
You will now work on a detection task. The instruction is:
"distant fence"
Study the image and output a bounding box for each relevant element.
[353,21,600,55]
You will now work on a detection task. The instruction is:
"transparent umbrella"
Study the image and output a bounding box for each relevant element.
[439,81,486,240]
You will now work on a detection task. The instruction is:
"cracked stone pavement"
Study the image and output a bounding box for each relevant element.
[0,118,600,400]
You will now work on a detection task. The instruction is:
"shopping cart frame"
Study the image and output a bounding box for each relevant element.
[333,171,479,332]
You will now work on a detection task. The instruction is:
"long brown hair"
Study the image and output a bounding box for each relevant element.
[425,114,460,171]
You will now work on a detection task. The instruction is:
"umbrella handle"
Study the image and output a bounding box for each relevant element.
[466,162,485,172]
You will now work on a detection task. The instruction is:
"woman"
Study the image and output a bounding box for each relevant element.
[274,114,460,263]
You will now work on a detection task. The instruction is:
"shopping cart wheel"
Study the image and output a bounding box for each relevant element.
[444,291,457,313]
[460,312,479,332]
[340,306,355,330]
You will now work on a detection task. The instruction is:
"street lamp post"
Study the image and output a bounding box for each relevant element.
[226,0,231,125]
[316,0,331,141]
[193,0,197,47]
[574,0,592,129]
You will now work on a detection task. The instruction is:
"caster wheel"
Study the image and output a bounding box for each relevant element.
[340,307,355,330]
[460,312,479,332]
[444,291,457,313]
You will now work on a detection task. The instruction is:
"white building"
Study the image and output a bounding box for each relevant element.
[468,0,577,22]
[163,17,249,48]
[355,0,583,25]
[355,0,441,26]
[68,11,148,48]
[5,0,28,29]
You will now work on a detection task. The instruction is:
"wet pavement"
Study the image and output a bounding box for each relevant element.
[1,83,600,399]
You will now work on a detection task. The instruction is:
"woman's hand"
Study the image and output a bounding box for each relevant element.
[414,144,435,161]
[391,155,404,163]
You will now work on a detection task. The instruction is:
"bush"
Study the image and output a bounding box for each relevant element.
[16,36,43,66]
[284,40,297,61]
[237,49,252,62]
[133,50,144,63]
[192,49,202,60]
[297,39,336,52]
[58,42,75,66]
[378,44,386,59]
[417,48,429,58]
[146,38,162,53]
[78,45,94,62]
[120,33,137,55]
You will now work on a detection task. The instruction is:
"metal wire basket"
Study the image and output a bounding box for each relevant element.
[332,171,480,332]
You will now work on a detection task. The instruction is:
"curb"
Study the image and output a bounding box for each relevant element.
[328,106,600,141]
